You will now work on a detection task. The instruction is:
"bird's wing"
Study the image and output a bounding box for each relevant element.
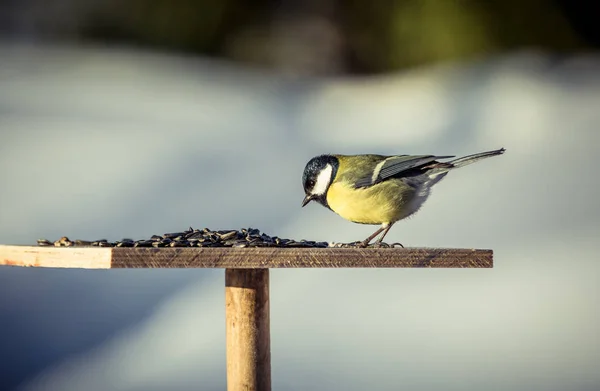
[354,155,454,188]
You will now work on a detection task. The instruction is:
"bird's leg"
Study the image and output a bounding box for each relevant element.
[374,223,394,245]
[359,224,389,248]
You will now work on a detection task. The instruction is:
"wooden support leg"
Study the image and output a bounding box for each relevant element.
[225,268,271,391]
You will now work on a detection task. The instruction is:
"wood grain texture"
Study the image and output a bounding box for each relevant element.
[226,269,271,391]
[0,245,112,268]
[0,246,493,269]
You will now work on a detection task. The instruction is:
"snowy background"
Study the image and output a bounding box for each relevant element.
[1,43,599,391]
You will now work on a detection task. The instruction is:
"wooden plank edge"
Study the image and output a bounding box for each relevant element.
[109,247,493,269]
[0,245,112,269]
[0,245,493,269]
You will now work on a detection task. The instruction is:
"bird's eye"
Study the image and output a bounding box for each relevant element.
[307,180,315,188]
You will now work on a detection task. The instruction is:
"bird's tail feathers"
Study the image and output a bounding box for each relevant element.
[449,148,505,168]
[425,148,505,178]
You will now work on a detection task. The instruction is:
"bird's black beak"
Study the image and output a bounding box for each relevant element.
[301,194,314,207]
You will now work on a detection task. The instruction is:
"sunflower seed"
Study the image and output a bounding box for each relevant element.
[37,239,53,246]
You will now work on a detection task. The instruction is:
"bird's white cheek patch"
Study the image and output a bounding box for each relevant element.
[313,164,333,195]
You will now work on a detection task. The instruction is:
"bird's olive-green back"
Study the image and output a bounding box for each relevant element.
[334,154,387,185]
[334,154,437,186]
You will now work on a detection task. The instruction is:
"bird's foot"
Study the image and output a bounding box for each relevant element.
[371,241,405,248]
[333,241,404,248]
[358,240,370,248]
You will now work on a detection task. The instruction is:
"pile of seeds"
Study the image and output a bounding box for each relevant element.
[37,227,403,248]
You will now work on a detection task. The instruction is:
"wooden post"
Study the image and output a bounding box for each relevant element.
[225,268,271,391]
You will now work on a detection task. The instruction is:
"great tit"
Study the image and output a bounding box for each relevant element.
[301,148,505,247]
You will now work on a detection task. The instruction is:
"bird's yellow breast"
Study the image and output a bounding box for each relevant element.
[326,180,415,225]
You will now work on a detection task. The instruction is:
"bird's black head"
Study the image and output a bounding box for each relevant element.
[301,154,339,208]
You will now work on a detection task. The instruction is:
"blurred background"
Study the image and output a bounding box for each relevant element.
[1,1,599,390]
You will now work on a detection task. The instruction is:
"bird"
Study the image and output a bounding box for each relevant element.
[301,148,505,247]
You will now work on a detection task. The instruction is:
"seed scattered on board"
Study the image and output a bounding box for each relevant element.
[37,227,404,248]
